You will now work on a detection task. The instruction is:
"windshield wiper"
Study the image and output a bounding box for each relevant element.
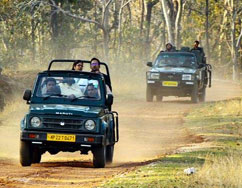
[43,94,66,100]
[158,64,178,68]
[179,65,193,68]
[71,95,97,102]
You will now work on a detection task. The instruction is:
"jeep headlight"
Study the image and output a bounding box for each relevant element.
[182,74,194,80]
[30,117,41,128]
[84,120,96,130]
[149,73,160,79]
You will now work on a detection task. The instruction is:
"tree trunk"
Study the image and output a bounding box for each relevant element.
[118,0,124,56]
[145,0,159,60]
[174,0,182,49]
[205,0,210,62]
[231,0,237,80]
[31,9,36,61]
[161,0,174,44]
[140,0,145,37]
[50,0,59,58]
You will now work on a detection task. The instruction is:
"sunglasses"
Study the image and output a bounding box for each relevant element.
[91,63,99,66]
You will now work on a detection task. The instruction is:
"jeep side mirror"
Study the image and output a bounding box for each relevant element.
[23,89,32,101]
[147,62,152,67]
[198,64,205,69]
[106,94,113,106]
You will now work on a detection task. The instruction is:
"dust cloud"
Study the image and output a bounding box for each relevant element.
[0,64,241,165]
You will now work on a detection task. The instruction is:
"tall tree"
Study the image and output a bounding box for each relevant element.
[160,0,183,47]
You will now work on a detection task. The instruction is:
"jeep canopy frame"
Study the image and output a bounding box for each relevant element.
[47,59,112,91]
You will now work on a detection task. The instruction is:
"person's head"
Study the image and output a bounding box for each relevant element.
[72,60,83,71]
[64,77,75,86]
[90,57,100,72]
[45,78,56,92]
[86,83,97,97]
[194,40,200,48]
[166,43,173,51]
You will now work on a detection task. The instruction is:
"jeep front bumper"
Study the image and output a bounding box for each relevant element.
[21,130,104,145]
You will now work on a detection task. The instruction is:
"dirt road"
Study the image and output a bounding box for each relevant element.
[0,80,241,188]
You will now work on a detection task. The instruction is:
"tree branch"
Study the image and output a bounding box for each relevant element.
[236,28,242,49]
[48,0,104,30]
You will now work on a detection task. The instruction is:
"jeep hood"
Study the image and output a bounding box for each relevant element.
[29,104,104,117]
[151,67,196,74]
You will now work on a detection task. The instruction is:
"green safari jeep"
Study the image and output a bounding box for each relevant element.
[20,60,119,168]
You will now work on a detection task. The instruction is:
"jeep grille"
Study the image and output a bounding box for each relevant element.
[42,117,83,129]
[160,73,181,80]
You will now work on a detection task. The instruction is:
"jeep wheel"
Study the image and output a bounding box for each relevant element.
[20,141,32,166]
[93,146,106,168]
[199,87,206,102]
[146,85,153,102]
[106,145,114,164]
[156,95,163,102]
[191,84,199,103]
[32,148,41,164]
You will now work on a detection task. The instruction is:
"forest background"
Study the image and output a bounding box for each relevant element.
[0,0,241,80]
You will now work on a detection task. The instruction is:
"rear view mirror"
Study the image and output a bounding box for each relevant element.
[23,89,32,101]
[147,62,152,67]
[198,64,205,69]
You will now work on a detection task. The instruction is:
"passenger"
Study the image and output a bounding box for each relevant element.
[165,43,175,52]
[84,83,99,99]
[59,78,83,99]
[72,60,88,92]
[191,40,204,54]
[90,57,113,96]
[90,57,101,73]
[191,40,206,63]
[43,78,61,95]
[72,60,83,71]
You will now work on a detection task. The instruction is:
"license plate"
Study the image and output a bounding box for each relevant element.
[47,133,76,142]
[162,81,178,87]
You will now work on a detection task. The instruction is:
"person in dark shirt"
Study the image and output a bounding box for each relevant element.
[191,41,204,53]
[90,57,101,73]
[191,40,206,64]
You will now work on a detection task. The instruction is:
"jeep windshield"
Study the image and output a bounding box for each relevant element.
[154,53,197,68]
[35,75,101,101]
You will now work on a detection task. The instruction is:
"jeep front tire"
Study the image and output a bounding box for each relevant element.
[20,141,32,166]
[92,145,106,168]
[199,87,206,102]
[106,145,114,164]
[146,85,153,102]
[191,84,199,103]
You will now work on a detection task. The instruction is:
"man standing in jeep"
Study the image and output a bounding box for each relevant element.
[165,43,175,52]
[191,40,206,64]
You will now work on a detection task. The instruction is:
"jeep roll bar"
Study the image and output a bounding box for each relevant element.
[206,64,212,88]
[47,59,112,90]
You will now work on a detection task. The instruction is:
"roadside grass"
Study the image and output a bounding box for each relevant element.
[101,98,242,188]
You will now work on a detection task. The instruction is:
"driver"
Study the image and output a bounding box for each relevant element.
[42,78,60,96]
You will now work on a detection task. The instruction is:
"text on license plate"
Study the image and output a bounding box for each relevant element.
[47,133,76,142]
[162,81,178,87]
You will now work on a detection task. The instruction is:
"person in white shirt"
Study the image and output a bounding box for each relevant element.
[59,78,83,99]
